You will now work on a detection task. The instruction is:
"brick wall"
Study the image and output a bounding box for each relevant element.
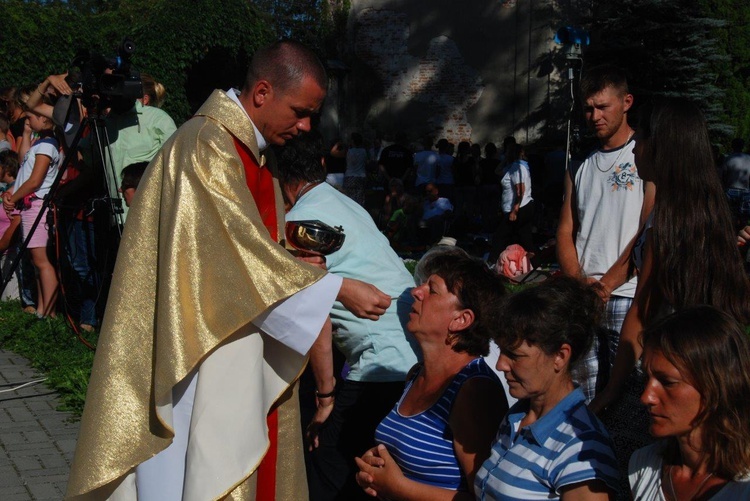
[354,9,483,144]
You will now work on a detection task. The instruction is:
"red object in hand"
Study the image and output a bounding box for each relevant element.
[498,244,530,278]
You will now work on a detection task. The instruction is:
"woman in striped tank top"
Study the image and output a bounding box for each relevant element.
[356,253,509,500]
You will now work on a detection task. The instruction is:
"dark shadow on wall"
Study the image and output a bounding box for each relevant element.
[348,7,490,142]
[345,0,568,145]
[344,3,483,138]
[363,58,483,143]
[514,47,584,143]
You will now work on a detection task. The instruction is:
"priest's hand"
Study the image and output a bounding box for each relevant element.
[296,253,327,270]
[338,278,391,320]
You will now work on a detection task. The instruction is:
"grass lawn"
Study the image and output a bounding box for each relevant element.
[0,300,97,417]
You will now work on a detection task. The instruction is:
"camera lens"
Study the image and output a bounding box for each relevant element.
[120,39,136,56]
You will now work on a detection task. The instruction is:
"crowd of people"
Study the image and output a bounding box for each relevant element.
[1,69,570,332]
[0,72,176,331]
[347,65,750,500]
[2,39,750,501]
[0,64,566,330]
[315,119,571,261]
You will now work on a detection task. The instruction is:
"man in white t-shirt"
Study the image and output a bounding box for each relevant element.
[413,137,438,191]
[557,65,655,403]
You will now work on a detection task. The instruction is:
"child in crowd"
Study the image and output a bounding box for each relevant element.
[0,150,17,194]
[0,150,21,300]
[381,177,405,225]
[386,194,422,251]
[1,108,61,317]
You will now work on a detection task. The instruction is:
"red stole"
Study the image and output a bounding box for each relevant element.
[233,137,278,501]
[233,138,278,240]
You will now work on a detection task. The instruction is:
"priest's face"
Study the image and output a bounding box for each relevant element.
[257,76,326,146]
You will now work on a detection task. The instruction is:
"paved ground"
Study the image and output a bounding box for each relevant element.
[0,349,79,500]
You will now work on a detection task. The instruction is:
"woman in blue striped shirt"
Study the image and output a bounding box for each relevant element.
[475,277,619,500]
[356,253,509,500]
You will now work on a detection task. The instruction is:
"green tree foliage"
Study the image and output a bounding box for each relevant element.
[121,0,275,121]
[0,0,275,123]
[0,1,98,86]
[699,0,750,143]
[1,0,351,123]
[585,0,731,139]
[251,0,350,58]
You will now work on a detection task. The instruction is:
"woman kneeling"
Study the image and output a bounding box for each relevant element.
[356,253,509,500]
[475,277,619,500]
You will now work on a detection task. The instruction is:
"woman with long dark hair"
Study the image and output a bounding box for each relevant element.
[593,98,750,411]
[633,99,748,323]
[590,98,750,492]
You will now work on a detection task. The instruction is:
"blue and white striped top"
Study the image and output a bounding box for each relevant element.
[374,358,500,491]
[475,387,619,500]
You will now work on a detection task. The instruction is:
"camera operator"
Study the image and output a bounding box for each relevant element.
[77,77,177,222]
[139,73,167,109]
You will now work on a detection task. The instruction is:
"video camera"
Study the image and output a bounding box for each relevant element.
[70,38,143,111]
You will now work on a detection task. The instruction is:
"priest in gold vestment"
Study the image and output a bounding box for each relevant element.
[66,40,391,500]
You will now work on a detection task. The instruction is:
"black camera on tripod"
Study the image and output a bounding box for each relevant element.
[70,38,143,111]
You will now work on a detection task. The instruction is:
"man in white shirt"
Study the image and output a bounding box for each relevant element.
[557,65,654,402]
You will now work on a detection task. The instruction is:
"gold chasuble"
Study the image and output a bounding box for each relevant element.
[66,90,323,500]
